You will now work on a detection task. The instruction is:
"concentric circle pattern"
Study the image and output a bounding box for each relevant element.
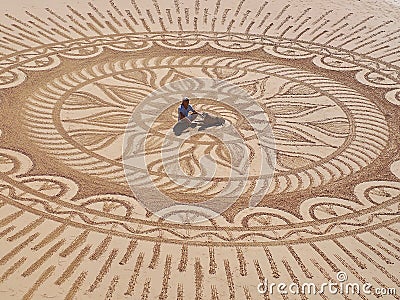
[0,0,399,299]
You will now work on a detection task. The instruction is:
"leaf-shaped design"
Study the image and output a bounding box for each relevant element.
[306,119,350,136]
[267,103,329,118]
[95,83,149,108]
[277,153,314,169]
[115,70,149,85]
[278,82,320,97]
[273,128,315,143]
[286,83,319,96]
[63,91,111,110]
[70,130,120,150]
[84,111,131,125]
[160,68,193,86]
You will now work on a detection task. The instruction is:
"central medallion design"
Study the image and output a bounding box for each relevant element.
[24,54,388,200]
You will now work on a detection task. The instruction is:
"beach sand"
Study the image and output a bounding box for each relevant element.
[0,0,399,299]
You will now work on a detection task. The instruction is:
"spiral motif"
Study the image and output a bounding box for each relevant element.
[122,78,276,223]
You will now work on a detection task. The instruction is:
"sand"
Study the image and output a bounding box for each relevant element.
[0,0,399,299]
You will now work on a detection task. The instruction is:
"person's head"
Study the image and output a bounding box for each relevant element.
[182,97,190,108]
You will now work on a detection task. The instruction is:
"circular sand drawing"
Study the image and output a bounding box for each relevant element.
[0,0,399,299]
[122,77,276,223]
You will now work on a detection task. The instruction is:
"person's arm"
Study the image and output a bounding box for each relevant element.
[189,105,198,114]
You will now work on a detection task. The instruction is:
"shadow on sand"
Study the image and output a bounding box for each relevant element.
[173,113,225,136]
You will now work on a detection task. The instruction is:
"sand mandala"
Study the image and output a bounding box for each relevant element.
[0,0,399,299]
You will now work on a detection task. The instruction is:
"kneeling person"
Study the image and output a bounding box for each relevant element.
[178,97,198,123]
